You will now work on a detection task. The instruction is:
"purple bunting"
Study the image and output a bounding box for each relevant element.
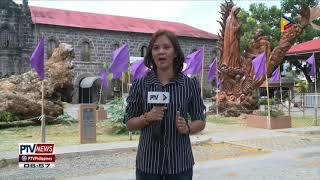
[113,72,122,79]
[101,69,108,88]
[307,52,315,77]
[109,42,129,76]
[182,48,203,75]
[207,58,217,79]
[130,58,148,80]
[30,37,45,80]
[270,67,280,81]
[252,52,267,79]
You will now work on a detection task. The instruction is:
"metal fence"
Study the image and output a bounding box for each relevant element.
[303,93,320,108]
[208,90,320,127]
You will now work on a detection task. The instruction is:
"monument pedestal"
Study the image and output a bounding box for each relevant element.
[96,106,107,120]
[78,104,97,144]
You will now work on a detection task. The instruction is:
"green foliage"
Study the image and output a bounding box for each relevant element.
[257,108,284,117]
[206,115,240,124]
[258,98,277,105]
[281,0,319,17]
[105,98,130,135]
[281,0,320,44]
[294,80,309,93]
[239,3,281,52]
[239,1,319,83]
[0,111,19,122]
[54,114,77,125]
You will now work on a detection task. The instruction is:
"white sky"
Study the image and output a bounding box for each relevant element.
[14,0,280,34]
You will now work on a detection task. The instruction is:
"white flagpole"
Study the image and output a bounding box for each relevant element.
[313,53,318,125]
[265,60,271,128]
[41,80,45,143]
[215,59,219,115]
[279,65,283,111]
[128,64,132,141]
[201,47,204,98]
[40,33,46,143]
[98,77,103,110]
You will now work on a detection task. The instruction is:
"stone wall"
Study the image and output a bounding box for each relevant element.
[0,0,34,77]
[35,25,218,102]
[2,0,219,104]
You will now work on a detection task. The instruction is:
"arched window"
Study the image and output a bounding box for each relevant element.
[81,41,90,61]
[141,46,147,57]
[113,43,119,51]
[47,39,58,58]
[0,28,10,47]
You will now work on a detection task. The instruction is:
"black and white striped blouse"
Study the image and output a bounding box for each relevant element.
[124,71,206,175]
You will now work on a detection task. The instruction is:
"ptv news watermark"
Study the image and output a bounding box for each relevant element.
[18,143,55,168]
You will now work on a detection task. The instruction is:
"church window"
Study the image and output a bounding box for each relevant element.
[81,41,90,61]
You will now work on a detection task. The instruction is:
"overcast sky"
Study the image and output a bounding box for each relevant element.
[14,0,280,34]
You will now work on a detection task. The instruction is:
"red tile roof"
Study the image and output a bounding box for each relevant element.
[29,6,218,40]
[287,38,320,55]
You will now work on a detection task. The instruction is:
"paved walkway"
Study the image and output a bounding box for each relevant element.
[1,123,320,180]
[70,147,320,180]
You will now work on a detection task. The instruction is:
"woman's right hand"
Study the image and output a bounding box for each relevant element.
[146,106,167,122]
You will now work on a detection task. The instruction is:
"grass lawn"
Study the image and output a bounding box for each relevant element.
[206,115,244,125]
[291,116,317,127]
[0,122,139,152]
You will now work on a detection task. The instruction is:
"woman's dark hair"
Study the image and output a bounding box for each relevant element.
[144,29,185,77]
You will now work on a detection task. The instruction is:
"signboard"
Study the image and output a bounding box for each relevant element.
[78,104,96,143]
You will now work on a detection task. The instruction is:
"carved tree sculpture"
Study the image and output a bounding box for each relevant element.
[213,0,318,116]
[0,43,75,121]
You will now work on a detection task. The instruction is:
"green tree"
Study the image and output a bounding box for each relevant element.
[239,1,320,87]
[239,3,281,52]
[281,0,320,87]
[281,0,320,43]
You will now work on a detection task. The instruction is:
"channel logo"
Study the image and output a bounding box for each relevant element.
[18,143,55,168]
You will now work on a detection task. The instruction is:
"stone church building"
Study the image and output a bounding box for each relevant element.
[1,0,218,104]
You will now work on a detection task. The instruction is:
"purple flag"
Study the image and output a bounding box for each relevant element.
[182,48,203,75]
[307,52,315,77]
[270,67,280,81]
[252,52,267,79]
[101,69,108,88]
[113,72,122,79]
[130,58,148,80]
[30,37,45,80]
[109,43,129,75]
[207,58,217,79]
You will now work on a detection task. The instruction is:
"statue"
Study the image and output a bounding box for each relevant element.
[222,6,241,69]
[0,43,75,121]
[212,1,319,116]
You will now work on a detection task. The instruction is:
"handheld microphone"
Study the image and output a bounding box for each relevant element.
[147,88,170,140]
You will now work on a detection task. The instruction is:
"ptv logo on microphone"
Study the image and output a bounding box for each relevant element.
[147,92,170,104]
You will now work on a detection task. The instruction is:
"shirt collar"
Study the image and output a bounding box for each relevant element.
[145,71,185,86]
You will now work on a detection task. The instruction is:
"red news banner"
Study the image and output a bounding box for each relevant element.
[19,143,55,168]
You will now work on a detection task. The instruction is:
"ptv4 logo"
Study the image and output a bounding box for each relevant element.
[19,143,55,154]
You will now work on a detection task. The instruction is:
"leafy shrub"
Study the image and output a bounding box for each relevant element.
[106,98,128,134]
[54,114,77,125]
[257,108,284,117]
[259,98,277,105]
[0,111,19,122]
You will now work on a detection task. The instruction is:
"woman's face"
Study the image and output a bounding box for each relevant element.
[151,35,176,71]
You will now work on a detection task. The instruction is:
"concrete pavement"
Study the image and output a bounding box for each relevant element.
[70,147,320,180]
[1,124,320,180]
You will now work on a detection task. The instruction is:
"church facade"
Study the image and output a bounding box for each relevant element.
[1,0,219,103]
